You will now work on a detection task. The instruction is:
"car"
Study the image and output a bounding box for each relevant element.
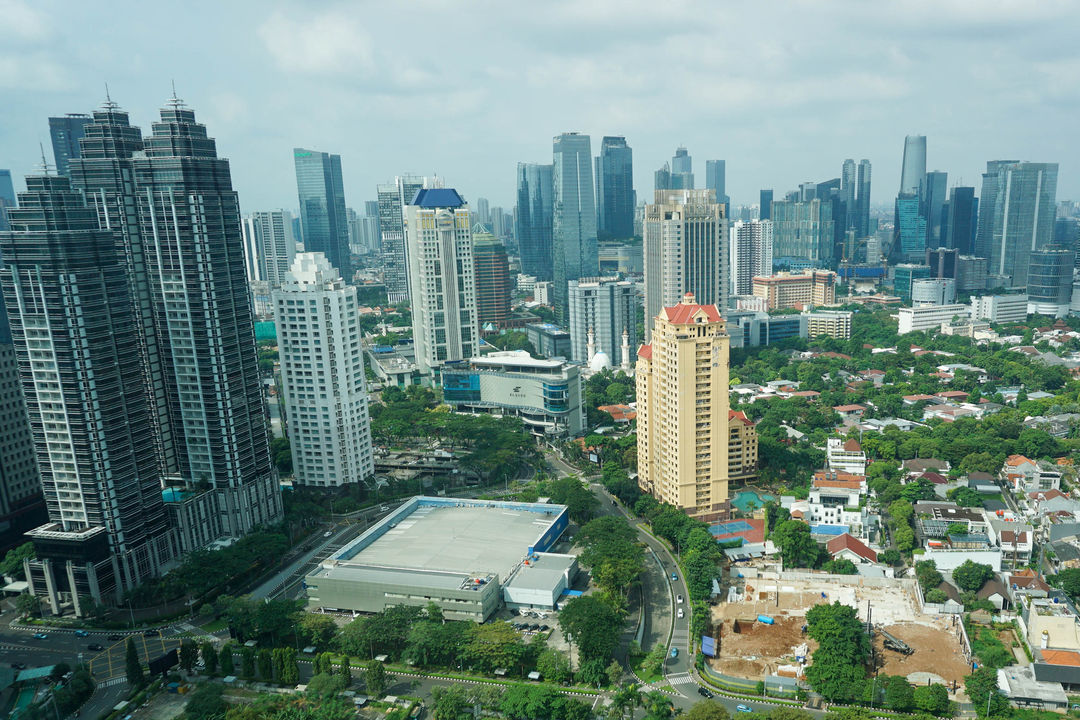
[677,609,684,619]
[88,643,104,651]
[671,572,678,581]
[677,595,683,604]
[108,634,122,641]
[697,687,713,698]
[736,705,753,713]
[32,632,47,639]
[142,629,160,637]
[74,629,89,637]
[670,648,678,658]
[379,506,389,512]
[323,530,333,538]
[539,624,549,632]
[529,624,540,631]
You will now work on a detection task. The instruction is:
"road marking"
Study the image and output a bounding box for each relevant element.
[98,677,127,688]
[667,672,695,685]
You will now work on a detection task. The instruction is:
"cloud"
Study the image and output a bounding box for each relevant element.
[0,0,47,41]
[257,8,374,76]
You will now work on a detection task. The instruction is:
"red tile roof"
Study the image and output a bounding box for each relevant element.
[661,294,722,324]
[729,410,754,427]
[826,533,877,563]
[1028,488,1067,501]
[1006,454,1035,467]
[921,471,948,484]
[842,438,862,452]
[598,404,637,422]
[790,390,820,397]
[1042,650,1080,667]
[819,352,852,360]
[937,390,970,399]
[833,404,866,412]
[637,344,652,360]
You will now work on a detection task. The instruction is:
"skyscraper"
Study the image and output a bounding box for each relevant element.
[759,189,773,221]
[976,161,1059,287]
[899,135,927,196]
[770,197,835,267]
[705,160,730,210]
[924,170,948,248]
[567,277,639,365]
[1,175,175,611]
[643,189,728,336]
[274,253,374,487]
[944,186,978,255]
[894,193,928,259]
[654,163,672,193]
[841,159,857,231]
[245,211,297,288]
[473,231,511,328]
[856,160,872,238]
[48,114,92,176]
[596,136,634,239]
[515,163,554,282]
[377,175,428,302]
[730,220,774,296]
[405,189,479,375]
[475,197,490,226]
[636,294,731,521]
[670,147,694,189]
[552,133,598,323]
[0,169,14,232]
[1026,245,1074,317]
[134,99,282,538]
[294,148,351,282]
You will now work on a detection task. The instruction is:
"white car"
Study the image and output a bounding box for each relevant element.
[676,594,683,604]
[323,530,333,538]
[677,608,684,619]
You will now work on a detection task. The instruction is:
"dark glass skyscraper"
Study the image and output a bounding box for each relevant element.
[923,170,948,248]
[0,169,14,232]
[294,148,351,281]
[596,137,634,239]
[759,189,773,221]
[976,161,1059,287]
[670,147,693,189]
[1,174,175,611]
[894,193,927,259]
[841,159,857,230]
[944,186,978,255]
[48,114,92,176]
[515,163,554,281]
[552,133,598,323]
[1027,245,1074,316]
[705,160,729,210]
[856,160,872,238]
[899,135,926,196]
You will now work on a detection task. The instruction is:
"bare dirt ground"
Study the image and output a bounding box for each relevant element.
[711,615,815,676]
[873,619,971,687]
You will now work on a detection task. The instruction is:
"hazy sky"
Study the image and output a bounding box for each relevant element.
[2,0,1077,213]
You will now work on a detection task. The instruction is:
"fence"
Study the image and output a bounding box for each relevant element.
[699,664,801,699]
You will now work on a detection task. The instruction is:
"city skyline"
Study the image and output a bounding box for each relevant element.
[1,1,1077,212]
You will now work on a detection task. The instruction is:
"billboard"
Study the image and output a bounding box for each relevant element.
[701,636,716,657]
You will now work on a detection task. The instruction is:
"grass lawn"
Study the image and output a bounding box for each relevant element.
[630,656,663,684]
[200,617,228,633]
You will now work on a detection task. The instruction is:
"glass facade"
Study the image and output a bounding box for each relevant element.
[1028,245,1074,306]
[47,114,92,176]
[894,193,927,259]
[294,149,351,281]
[596,137,634,239]
[977,161,1059,288]
[552,133,598,323]
[515,163,553,281]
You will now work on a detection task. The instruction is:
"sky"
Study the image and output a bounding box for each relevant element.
[1,0,1078,214]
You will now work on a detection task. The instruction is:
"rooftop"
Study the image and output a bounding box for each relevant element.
[504,553,576,592]
[411,188,465,208]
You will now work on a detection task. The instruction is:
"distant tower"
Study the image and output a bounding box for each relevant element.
[621,328,631,372]
[552,133,598,323]
[899,135,927,196]
[294,148,351,281]
[587,326,596,363]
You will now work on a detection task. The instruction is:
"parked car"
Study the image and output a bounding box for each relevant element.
[323,530,333,538]
[736,705,753,713]
[539,624,549,632]
[143,629,160,637]
[697,687,713,698]
[669,648,678,658]
[677,595,683,604]
[108,634,122,641]
[74,629,89,637]
[529,624,540,632]
[677,609,684,619]
[32,633,47,639]
[88,643,104,651]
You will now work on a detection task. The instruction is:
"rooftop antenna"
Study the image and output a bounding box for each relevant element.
[102,82,118,111]
[37,143,52,175]
[167,79,185,109]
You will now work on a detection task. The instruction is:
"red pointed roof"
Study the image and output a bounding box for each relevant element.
[729,410,754,427]
[826,533,877,563]
[661,293,722,324]
[637,344,652,360]
[842,438,862,452]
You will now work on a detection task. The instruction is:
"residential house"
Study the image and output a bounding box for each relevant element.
[904,458,950,475]
[807,470,867,535]
[978,578,1010,610]
[1004,455,1062,493]
[832,404,866,421]
[826,437,867,475]
[826,533,878,564]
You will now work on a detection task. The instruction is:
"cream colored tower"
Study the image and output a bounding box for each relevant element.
[636,292,731,520]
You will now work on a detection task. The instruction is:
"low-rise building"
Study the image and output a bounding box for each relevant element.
[897,304,970,334]
[804,310,853,340]
[971,294,1029,324]
[752,269,836,310]
[728,410,759,484]
[1003,454,1062,493]
[826,437,867,475]
[526,323,572,359]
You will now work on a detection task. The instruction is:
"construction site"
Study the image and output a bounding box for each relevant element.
[709,569,972,686]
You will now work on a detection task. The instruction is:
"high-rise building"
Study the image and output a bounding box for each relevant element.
[705,160,729,210]
[893,263,931,302]
[294,148,351,282]
[899,135,927,196]
[133,100,282,538]
[956,256,989,292]
[1,175,176,611]
[976,161,1059,288]
[48,114,92,176]
[654,163,672,192]
[566,276,639,365]
[924,170,948,248]
[472,231,511,328]
[0,169,14,231]
[759,189,773,221]
[925,247,959,279]
[643,189,729,336]
[475,197,491,226]
[364,200,379,218]
[671,146,693,189]
[405,189,479,375]
[596,136,634,239]
[552,133,598,323]
[0,292,45,551]
[636,294,731,520]
[894,193,927,259]
[856,160,872,238]
[378,175,430,302]
[1027,245,1074,317]
[841,159,857,231]
[771,197,835,266]
[730,220,774,297]
[515,163,554,282]
[274,253,374,488]
[944,186,978,254]
[243,211,297,288]
[911,278,956,306]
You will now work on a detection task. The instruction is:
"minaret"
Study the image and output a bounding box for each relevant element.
[587,326,596,363]
[621,328,631,372]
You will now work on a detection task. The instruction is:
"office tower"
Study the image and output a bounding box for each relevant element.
[490,205,507,239]
[475,197,491,226]
[133,100,282,537]
[705,160,729,210]
[405,189,479,375]
[856,160,872,238]
[240,217,263,284]
[552,133,598,323]
[244,211,297,288]
[752,270,836,310]
[567,276,639,365]
[1027,245,1074,317]
[671,146,693,189]
[643,189,728,336]
[48,114,92,176]
[841,159,857,230]
[925,247,958,279]
[473,231,511,328]
[363,200,379,218]
[0,292,45,551]
[377,175,428,302]
[274,253,374,487]
[815,178,847,262]
[956,256,989,292]
[0,169,14,231]
[516,163,554,282]
[1,175,175,611]
[976,161,1059,288]
[636,294,730,521]
[294,148,351,282]
[894,193,927,259]
[893,263,931,302]
[349,211,379,255]
[924,171,948,248]
[770,197,835,267]
[759,189,773,221]
[654,163,672,192]
[596,136,634,239]
[730,220,774,296]
[944,186,978,254]
[899,135,927,196]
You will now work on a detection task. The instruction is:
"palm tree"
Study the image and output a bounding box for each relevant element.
[608,682,643,720]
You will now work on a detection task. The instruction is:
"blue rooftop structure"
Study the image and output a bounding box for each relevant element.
[411,188,465,208]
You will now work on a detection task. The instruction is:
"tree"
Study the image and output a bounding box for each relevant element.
[536,648,573,683]
[913,683,950,715]
[125,638,146,689]
[218,643,234,676]
[924,589,948,604]
[202,641,218,675]
[558,595,622,665]
[683,700,731,720]
[915,560,943,592]
[640,642,668,679]
[16,593,40,618]
[0,542,34,580]
[257,648,273,681]
[822,558,858,575]
[365,660,388,697]
[296,612,338,648]
[179,640,198,673]
[804,602,868,702]
[307,671,346,698]
[884,675,913,711]
[1057,568,1080,597]
[462,621,527,672]
[183,682,227,720]
[240,646,256,679]
[771,520,823,568]
[339,655,351,682]
[272,648,286,685]
[965,667,1010,717]
[605,659,622,687]
[432,685,469,720]
[952,560,994,592]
